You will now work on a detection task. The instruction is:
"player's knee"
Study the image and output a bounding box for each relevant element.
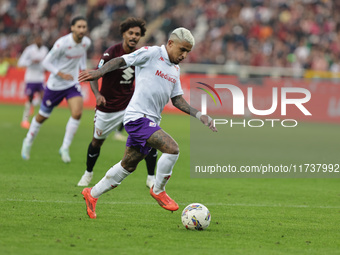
[35,114,48,124]
[121,161,137,173]
[169,144,179,155]
[91,138,104,148]
[72,111,82,120]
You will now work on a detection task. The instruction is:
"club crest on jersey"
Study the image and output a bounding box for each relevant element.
[149,122,156,127]
[96,128,103,136]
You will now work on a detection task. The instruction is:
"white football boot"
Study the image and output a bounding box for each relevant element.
[59,147,71,163]
[77,170,93,186]
[21,138,32,160]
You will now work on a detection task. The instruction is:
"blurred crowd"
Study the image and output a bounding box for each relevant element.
[1,0,340,71]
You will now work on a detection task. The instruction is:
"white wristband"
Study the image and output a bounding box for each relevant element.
[196,111,202,120]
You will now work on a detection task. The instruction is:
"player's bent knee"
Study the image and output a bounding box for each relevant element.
[72,112,82,120]
[169,145,180,155]
[91,138,104,148]
[35,113,48,123]
[121,163,137,173]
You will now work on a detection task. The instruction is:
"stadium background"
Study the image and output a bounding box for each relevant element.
[1,0,340,123]
[1,1,340,255]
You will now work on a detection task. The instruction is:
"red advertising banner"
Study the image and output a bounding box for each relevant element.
[1,68,340,123]
[190,77,340,123]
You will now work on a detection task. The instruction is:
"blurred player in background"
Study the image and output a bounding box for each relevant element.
[21,16,91,163]
[112,123,127,141]
[77,17,157,188]
[79,27,217,219]
[17,35,48,129]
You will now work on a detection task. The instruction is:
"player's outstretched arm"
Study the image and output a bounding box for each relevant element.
[90,80,106,106]
[78,57,126,82]
[171,95,217,132]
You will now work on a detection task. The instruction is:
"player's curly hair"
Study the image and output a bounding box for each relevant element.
[120,17,147,37]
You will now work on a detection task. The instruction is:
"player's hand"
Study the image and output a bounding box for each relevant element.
[200,115,218,132]
[57,71,73,81]
[95,93,106,106]
[78,69,102,82]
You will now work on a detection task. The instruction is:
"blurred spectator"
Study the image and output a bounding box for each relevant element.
[1,0,340,71]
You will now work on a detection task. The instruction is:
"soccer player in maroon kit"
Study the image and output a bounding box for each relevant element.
[77,17,157,187]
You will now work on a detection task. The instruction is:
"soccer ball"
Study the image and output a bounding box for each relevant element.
[181,203,211,230]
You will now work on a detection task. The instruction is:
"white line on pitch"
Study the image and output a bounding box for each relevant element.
[3,198,340,209]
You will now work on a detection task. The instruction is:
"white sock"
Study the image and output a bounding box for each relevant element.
[84,170,93,176]
[25,116,41,145]
[91,161,130,198]
[153,153,179,194]
[22,101,31,121]
[61,117,80,150]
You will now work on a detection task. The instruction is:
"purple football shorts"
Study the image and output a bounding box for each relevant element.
[40,85,82,114]
[25,82,44,97]
[125,117,161,155]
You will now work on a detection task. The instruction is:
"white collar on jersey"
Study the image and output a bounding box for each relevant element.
[68,33,83,46]
[160,45,173,66]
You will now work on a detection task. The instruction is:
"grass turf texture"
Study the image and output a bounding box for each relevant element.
[0,104,339,255]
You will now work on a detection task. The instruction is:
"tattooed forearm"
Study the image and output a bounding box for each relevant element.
[171,95,199,117]
[98,57,126,76]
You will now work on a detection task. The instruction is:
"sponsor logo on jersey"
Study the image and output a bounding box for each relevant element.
[66,54,83,59]
[155,70,177,84]
[121,67,134,83]
[103,53,109,56]
[98,59,104,68]
[159,56,164,61]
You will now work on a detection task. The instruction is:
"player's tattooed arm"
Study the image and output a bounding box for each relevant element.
[171,95,218,132]
[171,95,198,117]
[98,57,126,76]
[78,57,126,82]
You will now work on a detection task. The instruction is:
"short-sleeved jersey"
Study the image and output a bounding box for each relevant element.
[96,43,135,112]
[17,44,49,83]
[122,45,183,125]
[42,33,91,91]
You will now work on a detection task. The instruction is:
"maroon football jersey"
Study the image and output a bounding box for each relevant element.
[96,43,135,112]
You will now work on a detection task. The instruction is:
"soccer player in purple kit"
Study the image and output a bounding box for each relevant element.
[77,17,157,188]
[21,16,91,163]
[17,35,48,129]
[79,27,217,219]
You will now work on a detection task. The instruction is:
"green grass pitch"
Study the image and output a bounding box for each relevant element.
[0,104,339,255]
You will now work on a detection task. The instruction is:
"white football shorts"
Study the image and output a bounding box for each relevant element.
[93,109,125,139]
